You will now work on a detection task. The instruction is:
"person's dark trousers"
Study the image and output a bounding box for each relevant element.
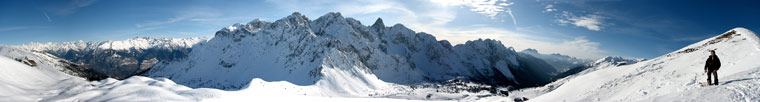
[707,70,718,85]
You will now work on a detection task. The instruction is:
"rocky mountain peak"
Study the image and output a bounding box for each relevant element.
[372,18,384,28]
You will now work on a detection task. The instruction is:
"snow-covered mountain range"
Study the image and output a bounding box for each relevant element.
[17,37,207,80]
[144,12,574,91]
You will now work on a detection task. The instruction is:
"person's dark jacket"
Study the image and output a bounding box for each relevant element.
[705,55,721,70]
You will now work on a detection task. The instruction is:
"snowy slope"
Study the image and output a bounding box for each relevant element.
[0,45,222,101]
[504,27,760,101]
[17,37,207,79]
[490,56,643,101]
[0,49,81,101]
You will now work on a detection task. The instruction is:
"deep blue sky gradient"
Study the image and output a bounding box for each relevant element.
[1,0,759,59]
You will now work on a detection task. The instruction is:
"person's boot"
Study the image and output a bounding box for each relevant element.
[714,78,719,85]
[712,72,719,85]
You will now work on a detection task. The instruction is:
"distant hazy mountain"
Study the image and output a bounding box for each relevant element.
[518,48,593,73]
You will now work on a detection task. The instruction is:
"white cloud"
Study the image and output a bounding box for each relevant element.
[431,0,513,18]
[558,12,605,31]
[571,15,604,31]
[543,4,556,13]
[429,0,517,26]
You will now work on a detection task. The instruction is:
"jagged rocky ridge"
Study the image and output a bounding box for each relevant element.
[144,12,574,91]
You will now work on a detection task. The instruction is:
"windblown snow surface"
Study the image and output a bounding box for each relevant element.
[0,46,220,101]
[480,27,760,102]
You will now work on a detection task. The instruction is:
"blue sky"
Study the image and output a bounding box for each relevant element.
[1,0,759,59]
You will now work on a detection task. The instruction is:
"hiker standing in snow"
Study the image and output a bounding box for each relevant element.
[705,50,721,85]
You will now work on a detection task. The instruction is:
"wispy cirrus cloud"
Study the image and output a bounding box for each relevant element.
[37,0,98,22]
[41,11,52,22]
[430,0,517,26]
[431,0,513,18]
[557,11,606,31]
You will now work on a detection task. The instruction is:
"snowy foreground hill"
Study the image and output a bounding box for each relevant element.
[485,27,760,101]
[1,12,759,101]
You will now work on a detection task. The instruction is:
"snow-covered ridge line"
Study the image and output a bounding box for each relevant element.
[98,37,208,50]
[665,27,759,58]
[20,37,209,51]
[591,56,644,66]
